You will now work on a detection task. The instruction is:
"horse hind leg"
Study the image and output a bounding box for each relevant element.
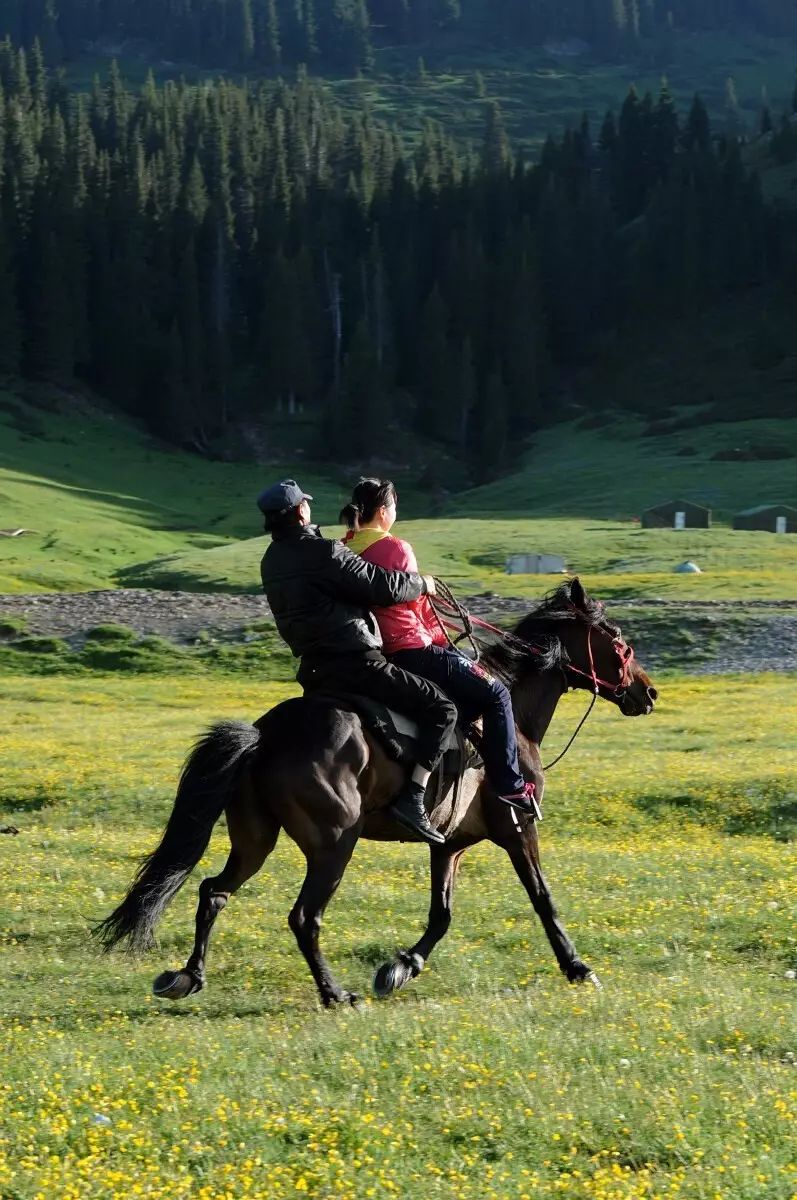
[153,796,279,1002]
[374,844,468,998]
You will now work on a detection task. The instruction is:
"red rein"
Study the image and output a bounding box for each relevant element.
[435,599,636,698]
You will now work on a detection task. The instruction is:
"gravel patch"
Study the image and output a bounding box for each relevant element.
[0,589,271,645]
[1,589,796,673]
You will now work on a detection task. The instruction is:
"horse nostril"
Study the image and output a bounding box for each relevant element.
[647,687,658,702]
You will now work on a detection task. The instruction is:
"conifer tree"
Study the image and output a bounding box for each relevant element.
[724,76,743,141]
[337,318,388,454]
[0,224,20,376]
[475,371,507,480]
[176,239,204,420]
[230,0,256,66]
[481,100,511,174]
[416,285,452,440]
[451,336,475,450]
[683,94,710,153]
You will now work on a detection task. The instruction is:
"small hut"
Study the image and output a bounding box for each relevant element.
[641,499,711,530]
[733,504,797,534]
[506,553,566,576]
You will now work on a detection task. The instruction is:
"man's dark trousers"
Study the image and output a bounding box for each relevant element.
[297,651,457,772]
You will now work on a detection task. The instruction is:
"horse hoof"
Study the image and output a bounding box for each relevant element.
[152,969,205,1001]
[567,961,601,987]
[323,989,360,1008]
[373,952,424,999]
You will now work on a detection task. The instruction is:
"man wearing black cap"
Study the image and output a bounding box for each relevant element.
[258,479,457,845]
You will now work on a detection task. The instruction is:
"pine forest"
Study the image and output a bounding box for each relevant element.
[0,35,795,474]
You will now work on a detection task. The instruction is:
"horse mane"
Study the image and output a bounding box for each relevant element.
[515,580,619,639]
[477,581,618,689]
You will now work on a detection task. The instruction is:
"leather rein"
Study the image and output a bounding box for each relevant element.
[430,581,636,772]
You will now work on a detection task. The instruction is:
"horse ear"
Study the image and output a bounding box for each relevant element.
[570,576,588,611]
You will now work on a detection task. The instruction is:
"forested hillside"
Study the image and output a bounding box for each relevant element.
[0,38,794,476]
[1,0,797,73]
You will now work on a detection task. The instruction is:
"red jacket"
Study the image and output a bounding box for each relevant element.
[344,529,448,654]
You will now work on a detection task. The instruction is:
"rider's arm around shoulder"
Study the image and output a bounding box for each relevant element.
[326,538,428,608]
[364,535,419,575]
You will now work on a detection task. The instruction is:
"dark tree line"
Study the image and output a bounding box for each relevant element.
[0,41,786,476]
[1,0,796,74]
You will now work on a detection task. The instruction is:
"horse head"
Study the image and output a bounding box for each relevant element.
[513,577,658,717]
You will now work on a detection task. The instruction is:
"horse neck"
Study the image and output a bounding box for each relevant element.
[511,669,566,745]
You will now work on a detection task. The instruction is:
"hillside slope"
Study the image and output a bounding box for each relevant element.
[451,415,797,518]
[65,29,797,155]
[0,394,342,593]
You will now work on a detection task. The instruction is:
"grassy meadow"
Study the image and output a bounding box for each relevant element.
[1,667,796,1199]
[2,387,797,1197]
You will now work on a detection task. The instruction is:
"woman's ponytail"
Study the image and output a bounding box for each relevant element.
[339,502,363,531]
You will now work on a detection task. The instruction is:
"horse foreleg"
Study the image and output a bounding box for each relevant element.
[153,797,280,1002]
[373,843,470,998]
[502,820,600,987]
[288,823,361,1008]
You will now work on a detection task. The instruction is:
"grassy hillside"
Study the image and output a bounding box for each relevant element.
[450,415,797,518]
[126,515,797,602]
[0,394,344,593]
[126,413,797,601]
[346,29,797,152]
[2,392,796,600]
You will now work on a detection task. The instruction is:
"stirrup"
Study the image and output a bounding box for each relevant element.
[497,783,543,822]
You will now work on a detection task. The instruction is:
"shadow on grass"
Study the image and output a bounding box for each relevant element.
[633,787,797,842]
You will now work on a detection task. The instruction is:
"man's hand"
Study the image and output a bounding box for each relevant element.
[422,575,437,597]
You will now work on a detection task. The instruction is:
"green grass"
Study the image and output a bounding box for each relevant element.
[451,413,797,519]
[1,669,795,1198]
[127,514,797,601]
[0,619,299,679]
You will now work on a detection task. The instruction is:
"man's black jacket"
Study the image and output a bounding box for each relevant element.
[260,524,428,659]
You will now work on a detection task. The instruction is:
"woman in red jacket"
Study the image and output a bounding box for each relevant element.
[340,478,537,816]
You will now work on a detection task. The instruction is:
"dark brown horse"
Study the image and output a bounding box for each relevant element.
[96,579,658,1005]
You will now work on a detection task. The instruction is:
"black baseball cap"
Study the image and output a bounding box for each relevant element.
[256,479,313,515]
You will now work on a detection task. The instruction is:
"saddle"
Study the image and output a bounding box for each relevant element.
[309,692,483,836]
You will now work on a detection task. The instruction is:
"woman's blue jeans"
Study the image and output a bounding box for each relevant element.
[390,645,525,796]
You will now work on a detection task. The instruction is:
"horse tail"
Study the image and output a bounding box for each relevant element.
[94,720,260,953]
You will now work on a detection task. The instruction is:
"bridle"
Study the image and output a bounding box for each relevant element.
[430,582,639,771]
[563,622,637,701]
[540,624,636,771]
